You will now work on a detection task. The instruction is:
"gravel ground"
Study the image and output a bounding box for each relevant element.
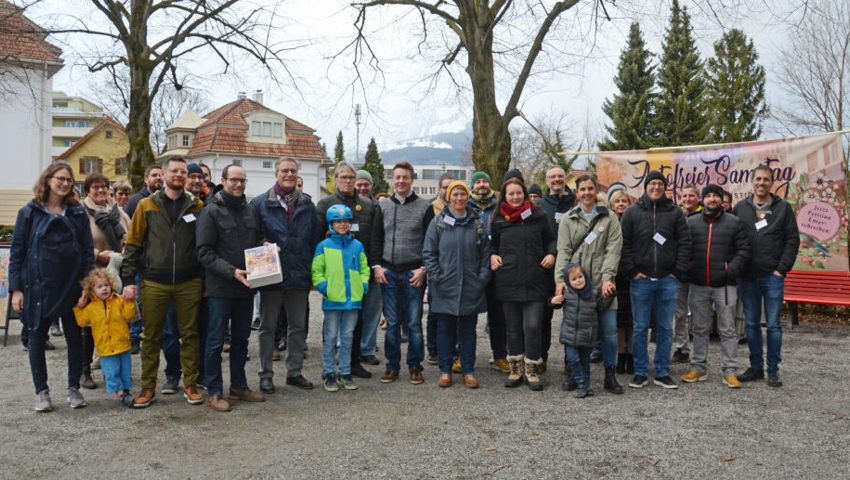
[1,291,848,479]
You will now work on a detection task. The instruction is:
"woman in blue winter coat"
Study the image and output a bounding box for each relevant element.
[423,181,491,388]
[9,161,95,412]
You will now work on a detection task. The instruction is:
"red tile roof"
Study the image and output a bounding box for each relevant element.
[0,1,63,64]
[55,117,127,161]
[188,98,328,160]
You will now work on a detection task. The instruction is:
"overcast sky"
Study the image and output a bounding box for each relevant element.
[31,0,811,160]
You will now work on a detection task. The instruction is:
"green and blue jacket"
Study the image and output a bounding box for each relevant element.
[311,233,370,310]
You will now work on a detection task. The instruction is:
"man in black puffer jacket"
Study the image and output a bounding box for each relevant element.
[732,164,800,388]
[680,184,751,389]
[620,171,691,390]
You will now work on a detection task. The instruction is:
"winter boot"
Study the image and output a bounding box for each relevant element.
[604,366,623,394]
[504,355,524,388]
[575,377,590,398]
[562,363,577,391]
[616,354,627,374]
[626,354,634,374]
[525,358,544,391]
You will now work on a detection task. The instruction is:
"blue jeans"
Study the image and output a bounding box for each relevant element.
[739,275,784,372]
[101,351,132,393]
[599,308,618,368]
[381,269,425,372]
[434,313,476,375]
[322,309,358,376]
[130,272,144,342]
[29,313,82,394]
[360,279,382,356]
[565,346,592,381]
[205,297,252,396]
[630,276,679,378]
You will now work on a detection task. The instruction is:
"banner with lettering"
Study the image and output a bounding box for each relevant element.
[596,132,849,272]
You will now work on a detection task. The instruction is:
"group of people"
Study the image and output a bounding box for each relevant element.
[9,154,799,412]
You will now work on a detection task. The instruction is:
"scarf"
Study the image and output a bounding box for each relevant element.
[470,189,494,209]
[500,200,532,223]
[84,196,124,252]
[273,183,299,222]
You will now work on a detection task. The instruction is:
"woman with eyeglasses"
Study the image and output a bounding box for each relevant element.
[9,161,95,412]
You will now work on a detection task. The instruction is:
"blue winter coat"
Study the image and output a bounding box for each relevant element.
[250,187,323,291]
[9,201,94,328]
[311,233,370,310]
[423,206,492,316]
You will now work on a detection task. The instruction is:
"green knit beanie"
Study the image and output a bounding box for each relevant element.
[469,171,492,189]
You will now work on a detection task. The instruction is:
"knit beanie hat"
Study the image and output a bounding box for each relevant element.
[701,183,724,199]
[469,171,492,189]
[607,182,628,197]
[644,171,667,189]
[529,183,543,197]
[503,168,524,184]
[187,163,204,176]
[446,180,470,200]
[356,170,373,184]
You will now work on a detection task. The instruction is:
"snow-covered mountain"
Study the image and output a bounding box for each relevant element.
[379,122,472,166]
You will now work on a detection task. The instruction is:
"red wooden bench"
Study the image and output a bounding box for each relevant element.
[783,270,850,325]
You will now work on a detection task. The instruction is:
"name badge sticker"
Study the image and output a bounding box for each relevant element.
[755,219,768,230]
[443,216,456,226]
[584,232,598,245]
[521,209,532,220]
[554,212,565,221]
[182,213,196,223]
[350,223,360,232]
[653,232,667,245]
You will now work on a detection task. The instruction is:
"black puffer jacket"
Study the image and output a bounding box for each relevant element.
[620,192,691,279]
[490,208,556,302]
[687,209,751,287]
[732,194,800,277]
[559,290,598,348]
[538,188,576,241]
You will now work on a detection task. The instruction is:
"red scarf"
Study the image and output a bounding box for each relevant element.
[500,200,532,223]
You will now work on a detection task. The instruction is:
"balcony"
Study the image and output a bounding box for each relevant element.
[52,126,92,139]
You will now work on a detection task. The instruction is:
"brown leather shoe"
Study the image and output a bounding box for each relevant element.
[184,385,203,405]
[132,388,155,408]
[228,387,265,402]
[380,370,398,383]
[207,395,231,412]
[409,367,424,385]
[463,374,479,389]
[438,372,452,388]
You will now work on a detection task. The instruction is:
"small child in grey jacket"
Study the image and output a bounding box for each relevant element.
[553,263,598,398]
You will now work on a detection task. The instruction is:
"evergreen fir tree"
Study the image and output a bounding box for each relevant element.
[362,138,389,195]
[334,131,345,163]
[599,22,657,151]
[706,29,768,143]
[654,0,710,147]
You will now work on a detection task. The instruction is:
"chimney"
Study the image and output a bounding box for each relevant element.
[237,91,246,100]
[253,89,264,104]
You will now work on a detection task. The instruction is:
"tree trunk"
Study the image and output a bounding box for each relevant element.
[125,1,155,191]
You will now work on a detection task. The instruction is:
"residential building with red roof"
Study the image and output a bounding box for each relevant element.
[160,91,332,200]
[0,0,64,224]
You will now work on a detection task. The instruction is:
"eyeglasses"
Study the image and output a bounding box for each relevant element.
[278,169,297,175]
[51,176,74,184]
[226,178,247,184]
[338,175,356,181]
[89,185,108,191]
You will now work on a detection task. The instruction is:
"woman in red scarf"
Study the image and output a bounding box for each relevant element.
[489,171,556,391]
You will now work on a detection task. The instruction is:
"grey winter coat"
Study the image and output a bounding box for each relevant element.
[559,288,599,348]
[423,206,492,316]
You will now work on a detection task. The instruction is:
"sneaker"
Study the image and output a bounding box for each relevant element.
[251,317,261,330]
[438,372,452,388]
[184,385,204,405]
[132,388,155,408]
[35,390,52,412]
[681,370,707,383]
[426,353,439,365]
[350,363,373,379]
[360,355,380,366]
[767,371,783,388]
[49,323,63,337]
[723,374,742,389]
[339,374,358,390]
[207,395,231,412]
[197,383,207,391]
[653,376,678,389]
[323,373,339,392]
[380,370,398,383]
[738,367,765,382]
[629,375,649,389]
[80,372,97,390]
[409,367,424,384]
[451,358,462,373]
[67,387,87,408]
[671,349,690,364]
[119,391,133,407]
[589,350,603,364]
[130,338,140,355]
[491,358,510,373]
[161,377,180,395]
[228,387,265,402]
[44,339,56,351]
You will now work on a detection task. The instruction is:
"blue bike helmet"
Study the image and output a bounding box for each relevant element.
[326,204,353,229]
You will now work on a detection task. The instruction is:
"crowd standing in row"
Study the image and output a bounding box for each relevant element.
[8,156,799,412]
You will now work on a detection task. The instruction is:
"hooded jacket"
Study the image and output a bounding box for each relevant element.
[687,208,752,287]
[423,205,492,316]
[732,193,800,277]
[311,233,370,310]
[9,202,94,328]
[73,293,136,356]
[620,192,692,279]
[558,265,598,348]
